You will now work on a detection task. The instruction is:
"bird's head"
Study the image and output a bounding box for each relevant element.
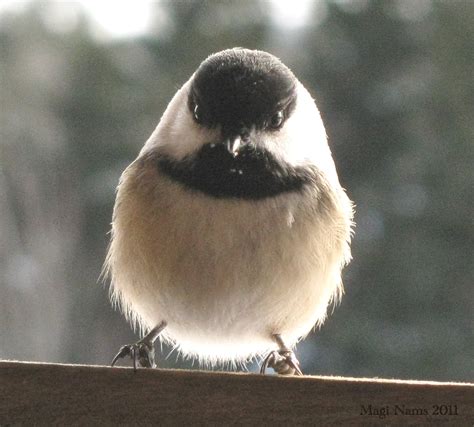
[144,48,337,199]
[188,48,297,156]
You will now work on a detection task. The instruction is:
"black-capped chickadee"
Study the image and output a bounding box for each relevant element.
[105,48,354,375]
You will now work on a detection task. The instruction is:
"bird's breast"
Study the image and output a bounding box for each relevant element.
[108,154,351,360]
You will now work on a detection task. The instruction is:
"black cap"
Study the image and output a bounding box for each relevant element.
[188,48,297,134]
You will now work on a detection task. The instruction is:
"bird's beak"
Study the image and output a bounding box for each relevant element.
[225,136,242,157]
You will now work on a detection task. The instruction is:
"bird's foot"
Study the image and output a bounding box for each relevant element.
[111,339,155,371]
[260,334,303,376]
[260,349,303,375]
[111,321,167,372]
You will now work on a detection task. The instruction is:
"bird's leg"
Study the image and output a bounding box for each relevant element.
[111,321,167,371]
[260,334,303,376]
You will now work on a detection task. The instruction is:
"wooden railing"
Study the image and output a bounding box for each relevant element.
[0,361,472,425]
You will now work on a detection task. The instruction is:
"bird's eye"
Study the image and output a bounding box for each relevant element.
[269,111,284,129]
[193,104,202,123]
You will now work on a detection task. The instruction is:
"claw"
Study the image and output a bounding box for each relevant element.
[132,346,138,372]
[260,351,275,375]
[282,350,303,376]
[111,345,132,367]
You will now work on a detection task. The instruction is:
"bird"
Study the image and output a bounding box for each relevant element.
[104,47,354,375]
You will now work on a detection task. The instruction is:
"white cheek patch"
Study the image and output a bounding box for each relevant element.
[164,108,218,160]
[259,82,341,187]
[140,79,219,160]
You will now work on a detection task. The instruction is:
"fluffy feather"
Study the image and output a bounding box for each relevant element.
[104,49,354,366]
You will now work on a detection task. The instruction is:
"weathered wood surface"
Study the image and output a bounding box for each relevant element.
[0,360,472,425]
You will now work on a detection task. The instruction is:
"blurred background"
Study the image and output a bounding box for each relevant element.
[0,0,472,382]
